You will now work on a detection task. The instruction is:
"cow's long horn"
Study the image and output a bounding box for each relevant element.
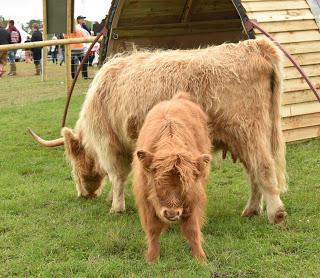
[27,128,64,147]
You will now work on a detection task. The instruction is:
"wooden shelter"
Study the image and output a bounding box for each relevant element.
[103,0,253,55]
[243,0,320,142]
[102,0,320,142]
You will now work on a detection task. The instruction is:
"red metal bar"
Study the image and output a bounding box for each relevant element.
[246,19,320,103]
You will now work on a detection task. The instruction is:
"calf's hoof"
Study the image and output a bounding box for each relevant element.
[193,250,207,263]
[268,207,287,224]
[146,250,159,263]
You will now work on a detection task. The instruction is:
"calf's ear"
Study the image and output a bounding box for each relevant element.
[137,150,153,169]
[196,154,211,172]
[62,127,83,158]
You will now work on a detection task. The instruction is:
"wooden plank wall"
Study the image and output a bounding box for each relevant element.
[110,0,247,55]
[242,0,320,142]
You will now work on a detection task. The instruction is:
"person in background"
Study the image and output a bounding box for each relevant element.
[76,16,91,35]
[30,23,43,75]
[0,19,11,77]
[76,15,91,63]
[57,33,65,66]
[89,42,99,67]
[51,34,58,64]
[65,21,90,79]
[7,19,21,76]
[24,36,32,63]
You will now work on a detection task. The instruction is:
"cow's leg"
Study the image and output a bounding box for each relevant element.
[180,209,207,261]
[103,152,130,213]
[141,208,166,262]
[103,174,113,203]
[108,172,128,213]
[241,175,263,217]
[145,218,165,262]
[106,185,113,202]
[137,200,166,262]
[244,146,286,224]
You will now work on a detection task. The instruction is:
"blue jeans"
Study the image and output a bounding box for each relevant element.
[8,50,17,63]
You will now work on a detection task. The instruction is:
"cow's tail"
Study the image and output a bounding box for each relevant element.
[256,39,288,192]
[259,39,288,192]
[271,62,287,192]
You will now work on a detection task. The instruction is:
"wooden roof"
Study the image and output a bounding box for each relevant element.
[103,0,252,57]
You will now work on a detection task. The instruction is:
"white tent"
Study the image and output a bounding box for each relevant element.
[15,21,31,42]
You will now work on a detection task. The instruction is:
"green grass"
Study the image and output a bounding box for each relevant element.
[1,63,320,277]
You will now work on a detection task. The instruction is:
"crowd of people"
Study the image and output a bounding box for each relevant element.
[0,19,43,77]
[0,15,99,79]
[0,19,22,77]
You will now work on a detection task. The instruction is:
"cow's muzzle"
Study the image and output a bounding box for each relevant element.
[161,208,183,222]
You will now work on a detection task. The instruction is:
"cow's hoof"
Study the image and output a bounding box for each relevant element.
[80,194,97,199]
[106,190,113,203]
[241,206,263,217]
[94,187,103,197]
[109,206,125,214]
[269,207,287,224]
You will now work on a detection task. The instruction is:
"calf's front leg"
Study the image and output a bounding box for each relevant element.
[180,211,207,262]
[145,216,166,262]
[139,203,166,262]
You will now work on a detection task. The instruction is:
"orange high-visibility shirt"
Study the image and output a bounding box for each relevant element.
[64,28,87,50]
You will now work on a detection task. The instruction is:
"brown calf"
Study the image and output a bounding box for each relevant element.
[133,92,211,262]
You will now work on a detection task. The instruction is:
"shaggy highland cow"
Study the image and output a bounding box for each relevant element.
[133,92,211,262]
[29,38,287,224]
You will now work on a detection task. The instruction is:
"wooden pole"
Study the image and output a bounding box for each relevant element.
[65,0,72,93]
[42,0,48,81]
[0,37,102,51]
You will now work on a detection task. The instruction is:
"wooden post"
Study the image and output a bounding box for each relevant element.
[65,0,72,93]
[42,0,48,81]
[0,37,102,51]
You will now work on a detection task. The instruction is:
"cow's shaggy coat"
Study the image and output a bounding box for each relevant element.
[133,92,211,262]
[41,38,286,224]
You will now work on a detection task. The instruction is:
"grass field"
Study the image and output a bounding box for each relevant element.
[1,63,320,277]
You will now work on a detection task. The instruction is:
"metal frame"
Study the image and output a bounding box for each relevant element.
[247,19,320,103]
[100,0,121,63]
[231,0,255,39]
[306,0,320,29]
[180,0,195,22]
